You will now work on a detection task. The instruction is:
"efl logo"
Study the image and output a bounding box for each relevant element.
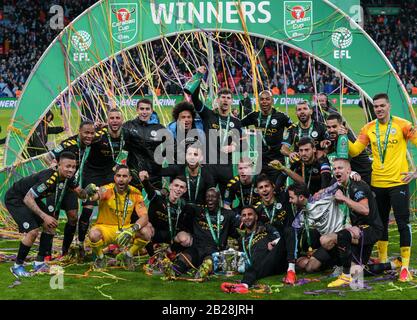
[71,30,92,62]
[332,27,353,59]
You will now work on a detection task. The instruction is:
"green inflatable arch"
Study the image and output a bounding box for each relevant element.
[4,0,417,166]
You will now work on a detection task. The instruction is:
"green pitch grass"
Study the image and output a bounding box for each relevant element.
[0,222,416,300]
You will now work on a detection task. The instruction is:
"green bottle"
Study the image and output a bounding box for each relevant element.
[184,72,204,95]
[336,134,349,159]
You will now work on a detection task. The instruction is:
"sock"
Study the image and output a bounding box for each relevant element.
[377,241,388,263]
[62,222,77,255]
[16,242,31,265]
[126,250,133,257]
[90,239,104,259]
[287,263,295,272]
[342,266,351,275]
[37,232,54,262]
[128,238,149,257]
[78,207,93,243]
[400,246,411,269]
[173,258,189,275]
[145,242,155,256]
[34,261,44,266]
[337,230,352,275]
[364,262,392,276]
[342,272,351,278]
[390,257,402,269]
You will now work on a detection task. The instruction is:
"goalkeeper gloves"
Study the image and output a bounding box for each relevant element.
[116,224,141,247]
[84,183,99,197]
[268,160,285,171]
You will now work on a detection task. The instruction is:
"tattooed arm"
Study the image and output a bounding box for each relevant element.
[24,190,58,228]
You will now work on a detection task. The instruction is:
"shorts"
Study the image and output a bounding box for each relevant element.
[312,246,338,269]
[91,224,133,245]
[6,195,46,233]
[45,190,78,214]
[152,229,188,253]
[183,244,218,267]
[153,229,171,244]
[82,167,115,206]
[5,190,78,233]
[83,167,114,188]
[208,164,234,194]
[351,225,381,265]
[298,228,322,254]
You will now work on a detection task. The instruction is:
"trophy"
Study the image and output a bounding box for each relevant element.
[223,248,239,277]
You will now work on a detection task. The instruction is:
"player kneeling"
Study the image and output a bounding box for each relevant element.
[5,152,97,277]
[88,165,152,270]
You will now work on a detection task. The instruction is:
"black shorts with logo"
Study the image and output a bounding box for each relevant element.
[152,229,188,253]
[351,225,381,265]
[82,167,115,206]
[5,189,78,233]
[152,229,171,244]
[312,246,338,269]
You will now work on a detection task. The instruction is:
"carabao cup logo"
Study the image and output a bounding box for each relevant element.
[290,5,308,19]
[115,8,132,22]
[110,4,138,44]
[284,1,313,42]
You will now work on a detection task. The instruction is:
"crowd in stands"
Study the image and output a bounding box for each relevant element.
[1,0,417,97]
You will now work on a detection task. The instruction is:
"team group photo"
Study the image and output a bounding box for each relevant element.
[1,0,417,301]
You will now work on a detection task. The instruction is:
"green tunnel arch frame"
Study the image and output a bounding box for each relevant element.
[4,0,417,167]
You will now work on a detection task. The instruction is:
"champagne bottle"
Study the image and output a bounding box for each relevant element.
[184,72,204,95]
[336,133,349,159]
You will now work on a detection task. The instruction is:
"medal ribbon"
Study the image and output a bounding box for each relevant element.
[375,116,393,168]
[302,163,314,190]
[185,167,201,203]
[114,186,130,231]
[257,112,272,147]
[297,121,314,140]
[107,131,124,162]
[242,230,255,266]
[166,200,182,242]
[54,177,68,217]
[205,208,221,247]
[302,209,312,250]
[240,182,255,207]
[219,114,231,147]
[76,138,91,187]
[262,201,277,224]
[341,180,351,226]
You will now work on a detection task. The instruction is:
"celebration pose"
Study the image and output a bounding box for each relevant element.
[348,93,417,281]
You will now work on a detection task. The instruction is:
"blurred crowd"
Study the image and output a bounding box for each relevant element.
[1,0,416,97]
